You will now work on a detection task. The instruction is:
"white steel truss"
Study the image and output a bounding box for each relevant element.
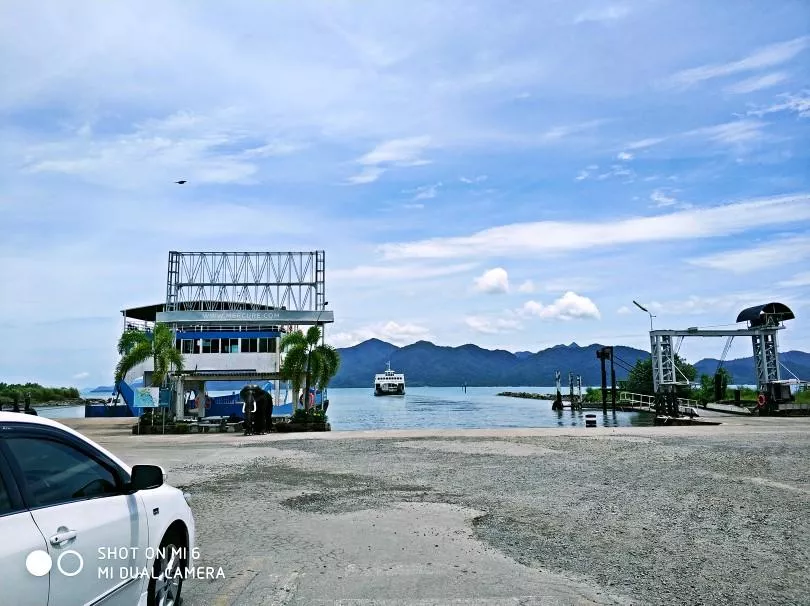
[165,251,326,312]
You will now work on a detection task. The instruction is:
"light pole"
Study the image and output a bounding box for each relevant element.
[633,300,655,332]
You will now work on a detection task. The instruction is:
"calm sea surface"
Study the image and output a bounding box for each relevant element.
[38,386,653,429]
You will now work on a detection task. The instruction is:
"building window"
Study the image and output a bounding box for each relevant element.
[202,339,221,354]
[259,338,277,353]
[220,338,239,353]
[241,338,258,353]
[181,340,194,355]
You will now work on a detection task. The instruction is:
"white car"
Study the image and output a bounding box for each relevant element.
[0,411,196,606]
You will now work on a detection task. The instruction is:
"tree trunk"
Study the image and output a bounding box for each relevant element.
[303,348,312,410]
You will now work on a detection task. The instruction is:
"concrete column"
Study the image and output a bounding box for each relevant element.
[175,377,185,418]
[198,380,207,419]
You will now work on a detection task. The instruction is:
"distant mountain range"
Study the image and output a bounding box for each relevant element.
[332,339,649,387]
[331,339,810,387]
[85,341,810,391]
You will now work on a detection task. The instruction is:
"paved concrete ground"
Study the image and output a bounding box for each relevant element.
[65,414,810,605]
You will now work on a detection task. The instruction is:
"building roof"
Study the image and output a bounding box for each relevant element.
[122,301,286,322]
[736,302,795,326]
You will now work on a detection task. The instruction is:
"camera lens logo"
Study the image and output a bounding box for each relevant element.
[26,550,84,577]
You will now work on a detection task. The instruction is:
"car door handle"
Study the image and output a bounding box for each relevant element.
[49,530,77,546]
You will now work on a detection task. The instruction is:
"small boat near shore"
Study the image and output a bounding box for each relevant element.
[374,361,405,396]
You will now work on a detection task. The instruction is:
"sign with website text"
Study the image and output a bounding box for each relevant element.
[156,310,334,324]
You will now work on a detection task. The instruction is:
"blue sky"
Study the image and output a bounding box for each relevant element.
[1,0,809,388]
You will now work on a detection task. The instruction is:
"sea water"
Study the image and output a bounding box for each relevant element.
[37,386,652,429]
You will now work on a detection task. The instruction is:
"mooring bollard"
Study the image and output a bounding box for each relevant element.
[585,413,597,427]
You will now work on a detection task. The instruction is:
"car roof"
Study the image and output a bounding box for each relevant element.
[0,411,132,473]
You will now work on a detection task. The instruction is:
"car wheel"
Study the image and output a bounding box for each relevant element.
[147,531,186,606]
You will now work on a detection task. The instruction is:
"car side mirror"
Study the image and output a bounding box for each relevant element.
[129,464,165,491]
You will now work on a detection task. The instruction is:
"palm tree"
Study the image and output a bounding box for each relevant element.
[115,323,184,387]
[280,326,340,409]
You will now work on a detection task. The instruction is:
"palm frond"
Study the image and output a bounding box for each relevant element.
[313,344,341,389]
[305,325,322,346]
[117,330,150,356]
[115,341,153,384]
[280,330,307,352]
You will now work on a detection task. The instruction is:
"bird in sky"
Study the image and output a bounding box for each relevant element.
[175,180,187,185]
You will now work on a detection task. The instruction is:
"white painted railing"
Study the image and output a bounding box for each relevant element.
[619,392,699,409]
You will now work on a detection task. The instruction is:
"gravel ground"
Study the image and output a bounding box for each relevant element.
[68,417,810,605]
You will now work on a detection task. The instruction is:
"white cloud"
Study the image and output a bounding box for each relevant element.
[332,262,478,282]
[689,237,810,274]
[346,166,385,184]
[411,182,442,201]
[330,321,434,347]
[521,291,601,320]
[649,188,688,208]
[460,175,487,184]
[73,371,90,380]
[473,267,510,294]
[518,280,536,293]
[359,136,432,166]
[725,72,788,94]
[464,315,522,334]
[746,90,810,118]
[617,151,633,161]
[667,36,809,88]
[573,5,631,24]
[687,119,765,145]
[625,137,666,150]
[347,136,432,185]
[616,306,631,315]
[779,272,810,288]
[380,194,810,261]
[647,292,788,316]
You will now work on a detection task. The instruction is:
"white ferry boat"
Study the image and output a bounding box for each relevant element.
[374,361,405,396]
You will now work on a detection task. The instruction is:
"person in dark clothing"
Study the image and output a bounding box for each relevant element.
[254,390,266,435]
[12,392,21,413]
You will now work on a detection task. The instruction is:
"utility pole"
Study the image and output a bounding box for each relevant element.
[596,348,608,413]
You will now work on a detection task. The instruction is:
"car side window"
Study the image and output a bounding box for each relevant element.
[5,437,121,508]
[0,472,12,515]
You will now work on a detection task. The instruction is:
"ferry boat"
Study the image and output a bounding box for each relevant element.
[374,361,405,396]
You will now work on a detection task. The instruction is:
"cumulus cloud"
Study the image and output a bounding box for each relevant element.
[616,306,632,315]
[520,291,601,321]
[473,267,510,294]
[330,321,433,347]
[517,280,536,293]
[73,371,90,380]
[617,151,633,161]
